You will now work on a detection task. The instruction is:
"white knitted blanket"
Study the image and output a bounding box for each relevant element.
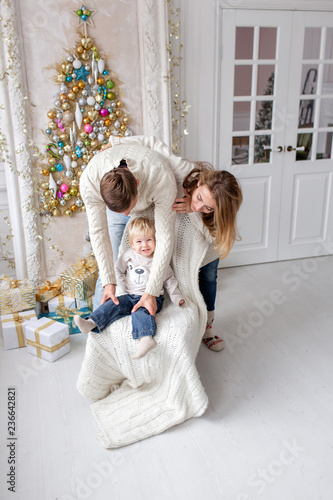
[77,208,209,448]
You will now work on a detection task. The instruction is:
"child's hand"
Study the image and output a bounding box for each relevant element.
[179,299,185,307]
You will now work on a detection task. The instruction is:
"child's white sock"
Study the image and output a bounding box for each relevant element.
[132,335,156,359]
[74,315,96,334]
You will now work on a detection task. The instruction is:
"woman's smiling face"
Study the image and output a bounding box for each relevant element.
[191,183,216,214]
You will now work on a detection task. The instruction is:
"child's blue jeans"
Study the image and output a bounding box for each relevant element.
[88,294,164,339]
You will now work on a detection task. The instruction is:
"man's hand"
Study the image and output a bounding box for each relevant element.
[172,188,192,213]
[100,284,119,305]
[131,293,157,316]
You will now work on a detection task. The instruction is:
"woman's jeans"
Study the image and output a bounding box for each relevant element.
[89,294,164,339]
[93,209,130,310]
[198,258,219,312]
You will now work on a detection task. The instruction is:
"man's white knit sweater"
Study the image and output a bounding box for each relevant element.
[80,144,181,297]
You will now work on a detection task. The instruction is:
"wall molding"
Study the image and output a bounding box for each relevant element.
[219,1,333,11]
[137,0,171,145]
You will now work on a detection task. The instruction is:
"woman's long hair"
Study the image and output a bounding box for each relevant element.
[183,162,243,258]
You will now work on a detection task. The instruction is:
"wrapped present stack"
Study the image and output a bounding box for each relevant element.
[39,306,91,334]
[60,255,98,301]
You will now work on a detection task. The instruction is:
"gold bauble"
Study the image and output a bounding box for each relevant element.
[50,199,58,208]
[71,204,78,212]
[88,110,98,121]
[63,193,71,201]
[123,115,130,124]
[52,208,60,217]
[67,92,75,101]
[59,93,67,102]
[79,131,87,139]
[83,117,90,124]
[82,9,89,16]
[71,179,79,186]
[64,145,72,153]
[116,100,124,108]
[48,158,56,166]
[82,154,90,163]
[72,86,79,93]
[76,46,84,54]
[78,81,85,89]
[90,140,97,148]
[97,77,104,85]
[61,63,67,74]
[115,110,122,117]
[120,124,127,132]
[41,181,49,189]
[48,122,57,129]
[59,133,68,141]
[65,209,72,217]
[106,92,115,100]
[62,111,74,124]
[104,119,111,127]
[105,130,111,137]
[95,95,103,104]
[69,187,78,196]
[81,37,92,49]
[109,112,116,121]
[71,153,78,160]
[66,63,73,73]
[47,111,55,119]
[81,51,89,61]
[43,203,51,211]
[80,204,86,211]
[77,170,82,178]
[117,132,124,137]
[42,169,49,176]
[62,102,70,111]
[10,280,18,288]
[57,74,66,83]
[44,189,52,197]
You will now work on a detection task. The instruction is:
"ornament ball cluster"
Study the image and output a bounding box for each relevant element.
[40,28,132,218]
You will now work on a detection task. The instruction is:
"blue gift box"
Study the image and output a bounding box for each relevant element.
[38,307,91,334]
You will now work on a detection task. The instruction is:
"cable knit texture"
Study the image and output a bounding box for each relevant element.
[80,144,177,296]
[77,207,210,448]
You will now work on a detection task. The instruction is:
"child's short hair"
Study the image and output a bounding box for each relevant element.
[128,217,155,243]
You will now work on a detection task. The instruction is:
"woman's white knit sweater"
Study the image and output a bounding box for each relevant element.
[80,144,179,297]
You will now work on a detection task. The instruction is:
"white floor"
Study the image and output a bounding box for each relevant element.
[0,256,333,500]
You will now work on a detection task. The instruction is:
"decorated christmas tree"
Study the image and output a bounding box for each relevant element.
[38,5,132,218]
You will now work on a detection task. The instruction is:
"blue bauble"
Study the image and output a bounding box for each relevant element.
[66,76,72,82]
[56,163,64,171]
[45,129,51,135]
[81,14,87,20]
[58,141,64,148]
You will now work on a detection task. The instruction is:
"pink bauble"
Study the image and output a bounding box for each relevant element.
[84,124,93,133]
[60,183,69,193]
[100,108,108,117]
[57,191,63,198]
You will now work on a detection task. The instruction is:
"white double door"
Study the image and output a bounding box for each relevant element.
[183,6,333,266]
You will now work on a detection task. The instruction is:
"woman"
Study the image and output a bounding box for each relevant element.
[103,136,243,352]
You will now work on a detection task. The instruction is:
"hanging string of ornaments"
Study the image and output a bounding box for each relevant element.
[39,5,132,218]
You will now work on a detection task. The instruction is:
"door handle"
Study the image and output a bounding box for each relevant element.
[286,145,305,152]
[263,145,283,152]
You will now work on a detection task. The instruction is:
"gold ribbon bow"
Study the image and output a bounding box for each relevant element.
[73,256,97,277]
[37,278,62,295]
[55,306,84,322]
[1,312,36,347]
[0,275,26,292]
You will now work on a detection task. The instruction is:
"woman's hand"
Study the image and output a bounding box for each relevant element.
[100,142,112,152]
[100,284,119,305]
[131,293,157,316]
[172,188,192,213]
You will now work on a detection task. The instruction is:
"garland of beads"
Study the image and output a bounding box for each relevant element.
[40,33,132,218]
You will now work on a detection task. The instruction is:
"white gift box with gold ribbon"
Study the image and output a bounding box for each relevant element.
[0,276,36,315]
[47,294,94,313]
[24,317,70,362]
[1,310,38,350]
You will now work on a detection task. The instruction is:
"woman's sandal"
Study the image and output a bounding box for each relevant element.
[202,335,225,351]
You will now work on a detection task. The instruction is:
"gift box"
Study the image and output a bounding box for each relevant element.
[47,294,94,313]
[39,307,91,334]
[35,278,62,303]
[25,317,70,362]
[60,256,98,300]
[1,310,38,350]
[0,276,36,315]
